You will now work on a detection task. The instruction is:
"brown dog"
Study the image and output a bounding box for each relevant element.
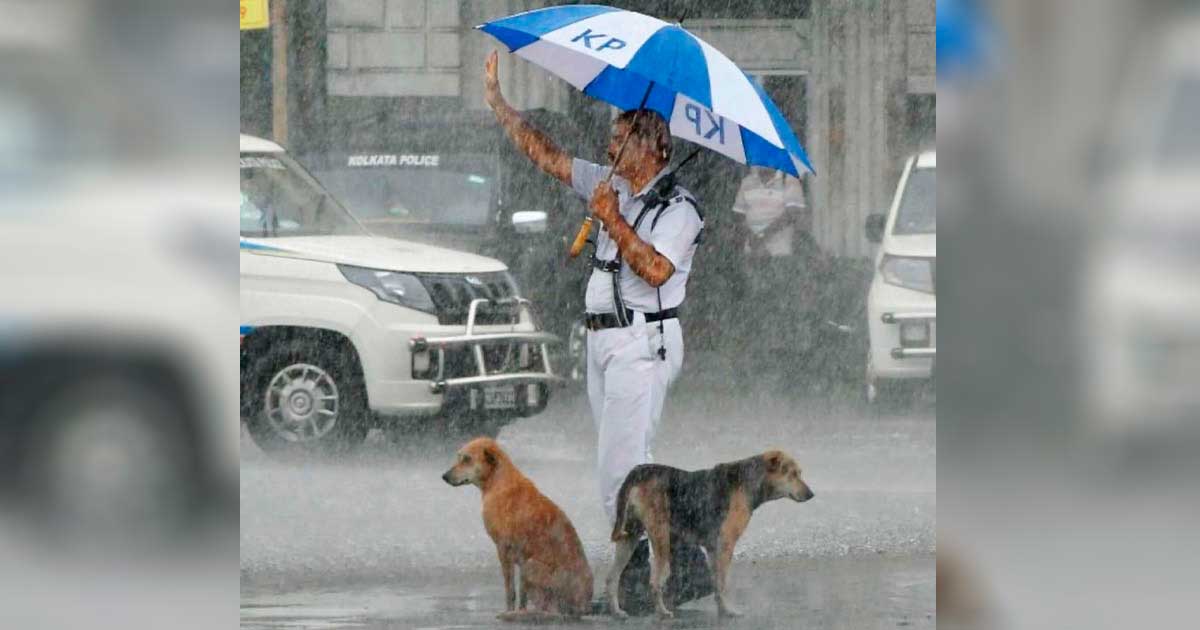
[442,437,593,622]
[607,450,814,619]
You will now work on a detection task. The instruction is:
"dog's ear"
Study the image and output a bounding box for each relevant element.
[483,447,497,467]
[764,451,783,473]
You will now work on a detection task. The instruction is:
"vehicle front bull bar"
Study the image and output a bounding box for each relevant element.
[882,311,936,360]
[408,298,564,394]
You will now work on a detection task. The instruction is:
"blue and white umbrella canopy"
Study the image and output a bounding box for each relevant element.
[477,4,815,178]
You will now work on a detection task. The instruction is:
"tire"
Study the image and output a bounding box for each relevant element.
[867,378,919,410]
[20,376,202,545]
[865,354,918,411]
[244,337,370,456]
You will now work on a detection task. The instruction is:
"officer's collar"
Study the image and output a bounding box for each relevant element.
[632,165,671,200]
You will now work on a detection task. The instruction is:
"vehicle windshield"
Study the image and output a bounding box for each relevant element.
[314,154,495,228]
[240,152,365,238]
[893,166,935,235]
[1156,75,1200,165]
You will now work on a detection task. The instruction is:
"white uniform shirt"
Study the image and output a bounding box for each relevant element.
[731,168,806,257]
[571,158,704,314]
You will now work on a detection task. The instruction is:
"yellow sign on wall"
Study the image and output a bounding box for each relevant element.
[240,0,269,30]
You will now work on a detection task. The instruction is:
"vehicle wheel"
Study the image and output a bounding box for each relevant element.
[868,379,920,411]
[865,355,917,411]
[244,338,370,456]
[864,353,880,404]
[20,376,201,545]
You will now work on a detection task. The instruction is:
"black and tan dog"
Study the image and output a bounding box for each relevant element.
[606,450,815,619]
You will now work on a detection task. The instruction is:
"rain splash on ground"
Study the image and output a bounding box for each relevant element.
[241,383,935,629]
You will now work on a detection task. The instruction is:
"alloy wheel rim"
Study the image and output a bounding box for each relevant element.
[265,363,340,442]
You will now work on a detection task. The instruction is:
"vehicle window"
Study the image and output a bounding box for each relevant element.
[314,154,495,228]
[893,166,935,235]
[1157,76,1200,164]
[240,152,364,238]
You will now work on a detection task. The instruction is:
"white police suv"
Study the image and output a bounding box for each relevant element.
[864,151,936,405]
[240,135,559,453]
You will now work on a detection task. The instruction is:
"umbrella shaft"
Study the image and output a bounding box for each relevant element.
[570,82,653,259]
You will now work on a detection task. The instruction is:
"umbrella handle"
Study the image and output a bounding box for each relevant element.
[568,216,593,258]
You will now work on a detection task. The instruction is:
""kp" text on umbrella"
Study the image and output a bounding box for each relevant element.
[685,103,726,144]
[571,28,627,52]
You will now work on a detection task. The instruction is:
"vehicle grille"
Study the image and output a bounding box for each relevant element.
[416,272,518,326]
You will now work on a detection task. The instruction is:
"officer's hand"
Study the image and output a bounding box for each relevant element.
[589,181,619,225]
[484,50,504,110]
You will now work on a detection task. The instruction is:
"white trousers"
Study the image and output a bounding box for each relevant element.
[587,312,684,524]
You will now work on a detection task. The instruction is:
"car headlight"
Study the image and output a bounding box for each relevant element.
[338,265,436,313]
[880,255,934,294]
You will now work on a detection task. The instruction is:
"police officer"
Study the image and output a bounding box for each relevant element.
[483,51,704,523]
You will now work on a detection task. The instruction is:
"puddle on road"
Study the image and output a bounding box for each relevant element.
[241,555,934,630]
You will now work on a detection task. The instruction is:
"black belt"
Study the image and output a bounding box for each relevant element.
[585,308,679,331]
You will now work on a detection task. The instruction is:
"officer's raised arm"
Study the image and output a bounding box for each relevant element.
[484,50,573,187]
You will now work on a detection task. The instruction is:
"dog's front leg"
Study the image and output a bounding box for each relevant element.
[498,548,517,612]
[713,536,744,618]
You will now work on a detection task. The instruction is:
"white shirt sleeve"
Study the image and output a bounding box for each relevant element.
[647,200,703,270]
[571,158,611,203]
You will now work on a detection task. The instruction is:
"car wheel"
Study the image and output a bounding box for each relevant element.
[864,353,880,404]
[20,376,201,545]
[244,339,369,456]
[865,355,918,411]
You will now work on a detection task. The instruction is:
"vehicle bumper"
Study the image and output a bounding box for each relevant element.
[358,298,562,417]
[867,281,936,381]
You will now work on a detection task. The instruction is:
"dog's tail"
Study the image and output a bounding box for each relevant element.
[496,610,569,624]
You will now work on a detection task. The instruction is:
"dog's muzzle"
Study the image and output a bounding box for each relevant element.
[793,487,815,502]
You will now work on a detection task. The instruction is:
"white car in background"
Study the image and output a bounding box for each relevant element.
[240,135,559,454]
[864,151,936,405]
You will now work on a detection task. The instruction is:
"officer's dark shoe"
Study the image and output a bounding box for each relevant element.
[593,538,714,616]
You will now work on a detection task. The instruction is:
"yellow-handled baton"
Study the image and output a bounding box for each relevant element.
[568,217,594,258]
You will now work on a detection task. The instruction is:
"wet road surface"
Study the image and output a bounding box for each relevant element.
[241,384,934,629]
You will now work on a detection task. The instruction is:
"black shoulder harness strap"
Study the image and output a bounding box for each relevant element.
[593,181,704,349]
[649,190,704,245]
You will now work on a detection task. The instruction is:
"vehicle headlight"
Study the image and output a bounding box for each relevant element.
[338,265,436,313]
[880,255,934,294]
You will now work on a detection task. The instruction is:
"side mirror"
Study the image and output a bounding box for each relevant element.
[865,213,887,243]
[512,210,548,234]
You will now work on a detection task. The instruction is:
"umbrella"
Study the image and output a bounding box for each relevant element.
[477,4,815,255]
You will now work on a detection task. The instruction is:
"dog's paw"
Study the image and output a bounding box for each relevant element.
[656,608,675,620]
[610,606,628,620]
[718,605,744,618]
